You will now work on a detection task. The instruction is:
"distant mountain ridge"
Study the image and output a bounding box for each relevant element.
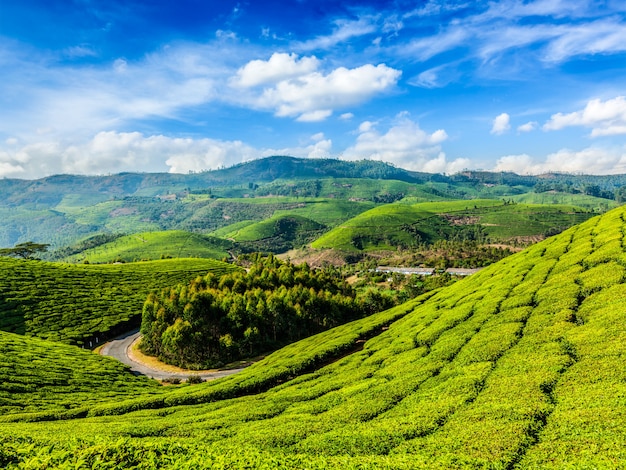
[0,155,623,251]
[0,156,434,207]
[2,155,625,209]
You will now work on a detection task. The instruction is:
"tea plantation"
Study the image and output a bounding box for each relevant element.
[1,205,626,468]
[58,230,234,263]
[0,258,238,345]
[312,199,592,251]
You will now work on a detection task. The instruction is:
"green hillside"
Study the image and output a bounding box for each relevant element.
[510,191,619,211]
[60,230,233,263]
[1,205,626,467]
[220,214,326,253]
[0,330,163,419]
[312,200,592,251]
[254,177,445,202]
[0,258,238,345]
[1,155,624,251]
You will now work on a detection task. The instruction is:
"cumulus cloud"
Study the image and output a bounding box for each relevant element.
[517,121,538,133]
[262,134,333,160]
[0,132,263,178]
[543,96,626,136]
[233,54,401,121]
[342,115,467,173]
[0,159,25,177]
[494,146,626,175]
[233,53,319,87]
[491,113,511,135]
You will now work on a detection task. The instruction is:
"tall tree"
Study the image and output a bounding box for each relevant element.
[0,242,50,259]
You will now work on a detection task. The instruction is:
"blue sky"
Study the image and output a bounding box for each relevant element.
[2,0,626,178]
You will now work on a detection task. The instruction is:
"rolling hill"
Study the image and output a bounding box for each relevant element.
[1,155,624,252]
[0,330,164,419]
[217,214,326,253]
[0,203,625,467]
[0,257,238,345]
[312,199,593,252]
[58,230,233,263]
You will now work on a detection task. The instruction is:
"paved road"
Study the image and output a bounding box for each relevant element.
[99,329,244,381]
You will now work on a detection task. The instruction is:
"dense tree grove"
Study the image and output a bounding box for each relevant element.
[140,254,395,368]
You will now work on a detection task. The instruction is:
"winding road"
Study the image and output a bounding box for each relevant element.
[99,329,244,381]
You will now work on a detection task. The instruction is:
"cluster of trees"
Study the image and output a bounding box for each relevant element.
[534,180,626,201]
[140,254,396,368]
[0,242,49,259]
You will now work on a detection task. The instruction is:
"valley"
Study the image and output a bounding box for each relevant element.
[0,157,625,468]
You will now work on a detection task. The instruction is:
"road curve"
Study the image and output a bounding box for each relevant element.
[99,329,244,381]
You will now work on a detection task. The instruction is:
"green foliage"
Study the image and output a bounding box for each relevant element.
[510,191,619,211]
[0,257,238,345]
[140,254,395,368]
[0,330,162,418]
[57,230,233,263]
[0,242,50,259]
[3,181,626,468]
[312,199,592,252]
[221,214,327,253]
[0,155,616,254]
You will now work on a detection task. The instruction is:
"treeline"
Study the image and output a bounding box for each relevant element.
[140,254,396,369]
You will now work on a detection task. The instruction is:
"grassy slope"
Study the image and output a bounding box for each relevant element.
[2,205,626,467]
[510,191,619,211]
[0,330,163,418]
[213,197,376,227]
[312,200,592,251]
[471,202,592,238]
[0,258,238,345]
[220,214,324,242]
[62,230,233,263]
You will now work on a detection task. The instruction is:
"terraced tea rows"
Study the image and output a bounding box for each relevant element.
[0,258,238,345]
[312,199,591,251]
[60,230,233,263]
[0,331,163,418]
[1,206,625,468]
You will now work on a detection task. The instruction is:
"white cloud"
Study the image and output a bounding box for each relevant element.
[263,135,333,160]
[64,45,98,59]
[233,53,320,87]
[494,146,626,174]
[491,113,511,135]
[410,67,440,89]
[342,115,464,172]
[394,1,626,79]
[517,121,537,133]
[295,17,378,51]
[544,96,626,137]
[238,58,400,121]
[0,41,233,141]
[398,27,469,62]
[543,19,626,62]
[215,30,237,40]
[296,110,333,122]
[0,132,263,178]
[0,159,25,177]
[0,131,338,178]
[340,113,354,120]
